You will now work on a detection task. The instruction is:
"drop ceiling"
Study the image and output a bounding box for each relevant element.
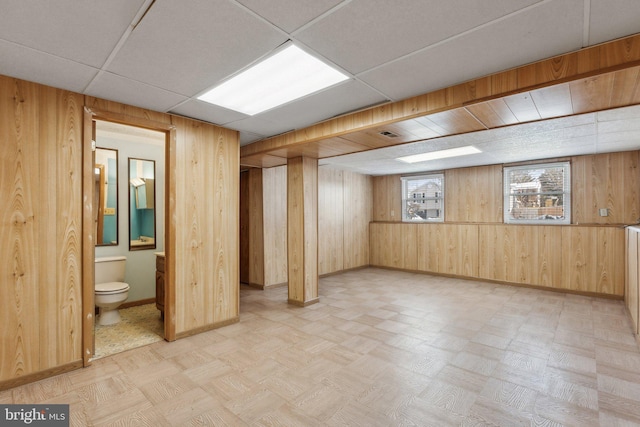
[1,0,640,174]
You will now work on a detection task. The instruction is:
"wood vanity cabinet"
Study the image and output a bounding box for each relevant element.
[156,254,165,319]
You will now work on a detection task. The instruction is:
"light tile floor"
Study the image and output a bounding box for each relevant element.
[94,303,164,360]
[2,268,640,426]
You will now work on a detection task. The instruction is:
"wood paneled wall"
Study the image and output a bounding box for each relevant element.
[84,98,240,337]
[0,74,239,388]
[318,167,372,275]
[0,78,84,383]
[170,116,239,336]
[319,168,344,275]
[256,166,372,282]
[445,165,503,223]
[573,152,640,224]
[370,151,639,297]
[342,170,372,270]
[263,166,288,286]
[373,152,640,225]
[239,169,264,286]
[372,174,401,222]
[371,223,624,296]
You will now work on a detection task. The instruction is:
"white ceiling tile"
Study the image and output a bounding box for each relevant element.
[107,0,287,96]
[236,0,344,33]
[170,100,249,127]
[225,116,294,138]
[596,137,640,154]
[597,104,640,122]
[0,0,146,68]
[86,72,188,112]
[359,0,584,100]
[255,80,388,130]
[0,40,98,93]
[239,131,266,146]
[297,0,542,74]
[588,0,640,45]
[318,105,636,175]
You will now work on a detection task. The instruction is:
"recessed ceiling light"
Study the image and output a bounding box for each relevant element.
[198,43,349,116]
[397,146,481,163]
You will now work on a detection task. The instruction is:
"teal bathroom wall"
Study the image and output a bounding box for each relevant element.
[95,128,165,303]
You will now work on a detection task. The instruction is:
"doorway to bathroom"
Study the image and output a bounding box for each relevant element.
[82,109,175,364]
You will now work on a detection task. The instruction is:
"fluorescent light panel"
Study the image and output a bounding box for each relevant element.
[198,44,349,115]
[397,146,481,163]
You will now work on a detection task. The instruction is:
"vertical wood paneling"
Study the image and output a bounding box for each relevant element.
[431,224,447,273]
[239,171,249,284]
[212,126,239,323]
[561,226,591,292]
[451,224,478,277]
[247,168,264,286]
[48,88,83,367]
[572,152,640,224]
[263,166,288,286]
[596,227,625,296]
[446,165,502,223]
[176,118,206,330]
[372,175,401,221]
[342,171,372,270]
[171,117,239,333]
[263,167,371,279]
[537,226,563,288]
[319,167,344,275]
[0,79,239,386]
[373,223,623,296]
[0,78,83,382]
[401,224,418,270]
[0,78,40,379]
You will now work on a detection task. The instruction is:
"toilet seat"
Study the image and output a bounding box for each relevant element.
[95,281,130,294]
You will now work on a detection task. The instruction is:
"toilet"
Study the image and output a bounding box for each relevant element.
[95,256,130,326]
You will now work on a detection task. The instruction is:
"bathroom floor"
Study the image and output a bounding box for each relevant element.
[93,303,164,360]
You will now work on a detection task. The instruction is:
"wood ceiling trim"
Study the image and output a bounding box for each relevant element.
[240,33,640,164]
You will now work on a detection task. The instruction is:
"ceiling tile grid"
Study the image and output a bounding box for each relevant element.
[105,0,288,96]
[0,0,147,68]
[0,0,639,172]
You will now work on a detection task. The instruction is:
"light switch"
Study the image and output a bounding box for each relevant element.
[599,208,608,217]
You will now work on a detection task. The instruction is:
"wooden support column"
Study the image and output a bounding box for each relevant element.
[287,157,319,306]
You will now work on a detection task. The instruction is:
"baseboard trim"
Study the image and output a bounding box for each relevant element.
[175,316,240,340]
[0,360,83,391]
[120,298,156,309]
[288,297,319,307]
[369,264,625,300]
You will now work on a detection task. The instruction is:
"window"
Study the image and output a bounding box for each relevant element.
[401,174,444,221]
[504,162,570,224]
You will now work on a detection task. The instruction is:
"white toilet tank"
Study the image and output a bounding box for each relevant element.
[95,256,127,283]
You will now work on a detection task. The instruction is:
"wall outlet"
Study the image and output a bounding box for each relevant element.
[599,208,608,217]
[104,207,116,215]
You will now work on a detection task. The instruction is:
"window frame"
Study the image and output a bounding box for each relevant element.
[503,161,571,225]
[401,173,445,222]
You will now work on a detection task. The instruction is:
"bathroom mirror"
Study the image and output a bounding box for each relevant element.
[129,158,156,251]
[95,148,118,246]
